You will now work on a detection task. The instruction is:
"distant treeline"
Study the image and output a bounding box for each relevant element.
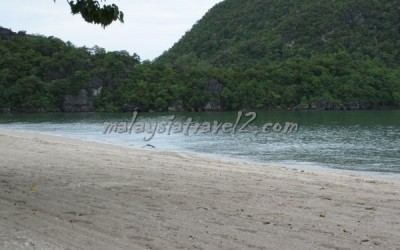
[1,0,400,113]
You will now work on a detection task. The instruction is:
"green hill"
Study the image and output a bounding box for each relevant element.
[0,27,141,112]
[1,0,400,112]
[157,0,400,110]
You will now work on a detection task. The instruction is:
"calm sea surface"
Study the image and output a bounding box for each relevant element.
[1,111,399,175]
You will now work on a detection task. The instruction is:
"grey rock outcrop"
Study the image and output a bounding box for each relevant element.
[204,79,223,111]
[62,89,93,112]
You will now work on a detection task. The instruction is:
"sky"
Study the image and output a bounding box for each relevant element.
[0,0,223,60]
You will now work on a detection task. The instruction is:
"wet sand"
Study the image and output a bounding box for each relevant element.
[0,130,399,249]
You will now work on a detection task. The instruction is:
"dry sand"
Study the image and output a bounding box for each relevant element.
[0,130,399,250]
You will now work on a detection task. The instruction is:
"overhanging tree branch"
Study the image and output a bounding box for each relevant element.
[54,0,124,27]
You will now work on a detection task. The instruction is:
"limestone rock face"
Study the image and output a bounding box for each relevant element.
[168,103,185,112]
[0,107,10,113]
[204,79,223,111]
[121,103,141,112]
[62,89,93,112]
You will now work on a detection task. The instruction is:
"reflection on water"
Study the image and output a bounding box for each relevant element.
[0,111,399,174]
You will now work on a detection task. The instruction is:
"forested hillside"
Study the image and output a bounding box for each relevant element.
[0,27,142,112]
[1,0,400,112]
[0,27,224,112]
[158,0,400,110]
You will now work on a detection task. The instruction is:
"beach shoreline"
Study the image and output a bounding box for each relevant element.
[1,130,399,249]
[1,127,398,180]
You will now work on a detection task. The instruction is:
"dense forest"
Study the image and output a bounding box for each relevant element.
[1,0,400,113]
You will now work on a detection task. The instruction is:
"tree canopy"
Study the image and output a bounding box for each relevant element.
[156,0,400,110]
[1,0,400,113]
[56,0,124,27]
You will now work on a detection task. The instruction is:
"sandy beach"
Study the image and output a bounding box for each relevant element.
[0,130,399,250]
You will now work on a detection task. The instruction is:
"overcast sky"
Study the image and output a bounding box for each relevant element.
[0,0,223,60]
